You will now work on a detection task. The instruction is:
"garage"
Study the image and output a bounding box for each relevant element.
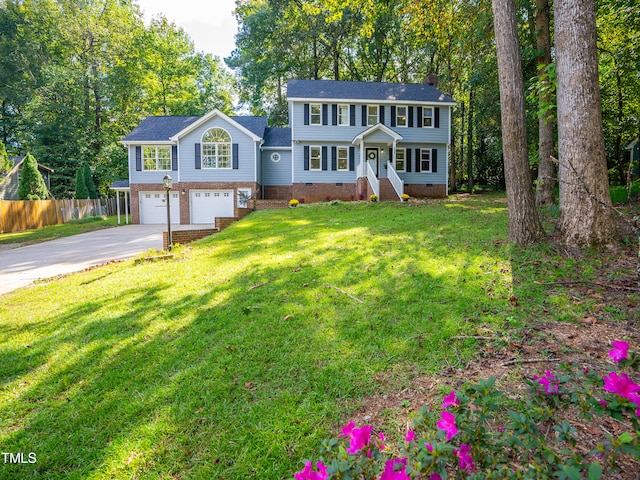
[190,189,234,224]
[139,191,180,224]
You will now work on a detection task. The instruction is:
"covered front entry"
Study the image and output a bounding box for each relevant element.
[139,191,180,224]
[190,189,234,224]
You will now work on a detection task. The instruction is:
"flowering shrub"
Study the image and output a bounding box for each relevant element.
[289,199,300,207]
[370,194,379,202]
[295,340,640,479]
[401,193,410,201]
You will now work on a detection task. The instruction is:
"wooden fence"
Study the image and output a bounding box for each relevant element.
[0,198,119,233]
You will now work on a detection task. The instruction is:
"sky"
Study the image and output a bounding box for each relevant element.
[135,0,239,60]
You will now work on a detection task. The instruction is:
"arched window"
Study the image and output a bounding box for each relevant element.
[202,128,232,169]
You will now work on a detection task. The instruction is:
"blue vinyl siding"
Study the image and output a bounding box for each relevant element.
[397,145,447,185]
[262,150,293,186]
[293,143,358,183]
[179,117,258,183]
[129,145,174,184]
[291,103,451,145]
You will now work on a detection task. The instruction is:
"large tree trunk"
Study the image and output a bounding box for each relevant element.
[492,0,545,245]
[555,0,616,247]
[534,0,556,207]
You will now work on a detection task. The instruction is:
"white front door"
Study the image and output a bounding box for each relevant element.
[139,191,180,224]
[190,190,234,224]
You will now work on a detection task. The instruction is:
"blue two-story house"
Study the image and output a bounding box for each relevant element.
[119,79,455,224]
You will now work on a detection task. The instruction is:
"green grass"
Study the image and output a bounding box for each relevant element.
[0,195,625,479]
[610,179,640,204]
[0,216,119,246]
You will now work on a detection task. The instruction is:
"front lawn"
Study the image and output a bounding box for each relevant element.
[0,195,634,479]
[0,216,119,247]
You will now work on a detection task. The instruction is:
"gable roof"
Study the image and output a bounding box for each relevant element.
[122,116,200,143]
[352,123,403,146]
[263,127,292,148]
[169,110,265,142]
[286,79,455,105]
[6,156,54,173]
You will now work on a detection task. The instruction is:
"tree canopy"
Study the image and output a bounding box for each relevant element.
[0,0,236,198]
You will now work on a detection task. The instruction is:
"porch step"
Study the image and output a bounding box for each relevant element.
[379,178,400,202]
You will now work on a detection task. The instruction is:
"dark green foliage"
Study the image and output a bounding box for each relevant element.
[83,162,99,199]
[0,141,10,174]
[74,165,89,199]
[17,153,49,200]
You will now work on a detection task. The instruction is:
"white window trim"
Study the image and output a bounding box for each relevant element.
[338,104,349,126]
[422,107,434,129]
[309,146,322,171]
[202,128,232,169]
[367,105,379,126]
[142,146,171,171]
[310,103,322,126]
[420,148,432,173]
[337,146,349,171]
[395,148,406,172]
[396,106,408,128]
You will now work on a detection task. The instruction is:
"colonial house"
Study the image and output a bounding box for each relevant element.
[0,156,54,200]
[118,79,455,224]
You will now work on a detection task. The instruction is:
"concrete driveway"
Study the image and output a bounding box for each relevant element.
[0,224,208,296]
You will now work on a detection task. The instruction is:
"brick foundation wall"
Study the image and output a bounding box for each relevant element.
[215,217,236,231]
[130,182,261,224]
[163,228,217,250]
[291,183,358,203]
[404,184,447,198]
[263,185,293,200]
[251,199,289,210]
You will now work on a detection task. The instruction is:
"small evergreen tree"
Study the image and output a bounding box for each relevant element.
[0,141,11,174]
[17,153,50,200]
[83,162,99,198]
[75,165,89,199]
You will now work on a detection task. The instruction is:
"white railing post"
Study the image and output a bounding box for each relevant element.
[366,161,380,198]
[386,163,404,199]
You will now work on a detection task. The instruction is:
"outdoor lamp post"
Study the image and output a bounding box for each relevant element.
[163,174,173,251]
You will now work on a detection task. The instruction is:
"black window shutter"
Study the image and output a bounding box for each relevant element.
[304,104,310,125]
[171,145,178,171]
[431,148,438,172]
[350,105,356,126]
[417,107,423,128]
[195,143,201,169]
[322,104,328,125]
[391,106,396,127]
[331,146,337,171]
[408,107,414,128]
[349,147,355,171]
[322,146,328,170]
[135,146,142,171]
[389,148,393,163]
[361,105,367,126]
[304,146,310,170]
[232,143,239,169]
[415,148,421,172]
[379,105,385,124]
[332,104,338,125]
[406,149,412,172]
[434,107,440,128]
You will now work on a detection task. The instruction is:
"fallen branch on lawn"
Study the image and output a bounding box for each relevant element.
[248,281,268,291]
[325,284,364,303]
[502,357,560,367]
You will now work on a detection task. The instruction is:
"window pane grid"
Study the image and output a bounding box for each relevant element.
[423,108,433,127]
[142,146,171,171]
[367,105,378,126]
[337,147,348,170]
[310,104,322,125]
[396,106,407,127]
[310,147,321,170]
[202,128,232,169]
[421,149,431,172]
[395,149,406,172]
[338,105,349,126]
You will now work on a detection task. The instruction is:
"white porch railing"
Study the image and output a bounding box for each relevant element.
[366,161,380,198]
[387,163,404,199]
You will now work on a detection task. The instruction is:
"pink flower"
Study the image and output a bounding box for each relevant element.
[442,390,460,408]
[609,340,630,362]
[379,432,387,450]
[436,411,458,441]
[380,458,410,480]
[294,461,328,480]
[603,372,640,400]
[454,444,476,473]
[425,443,434,452]
[536,370,560,394]
[405,430,415,442]
[428,474,442,480]
[340,421,373,454]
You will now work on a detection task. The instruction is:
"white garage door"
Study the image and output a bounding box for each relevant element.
[190,190,234,224]
[139,191,180,224]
